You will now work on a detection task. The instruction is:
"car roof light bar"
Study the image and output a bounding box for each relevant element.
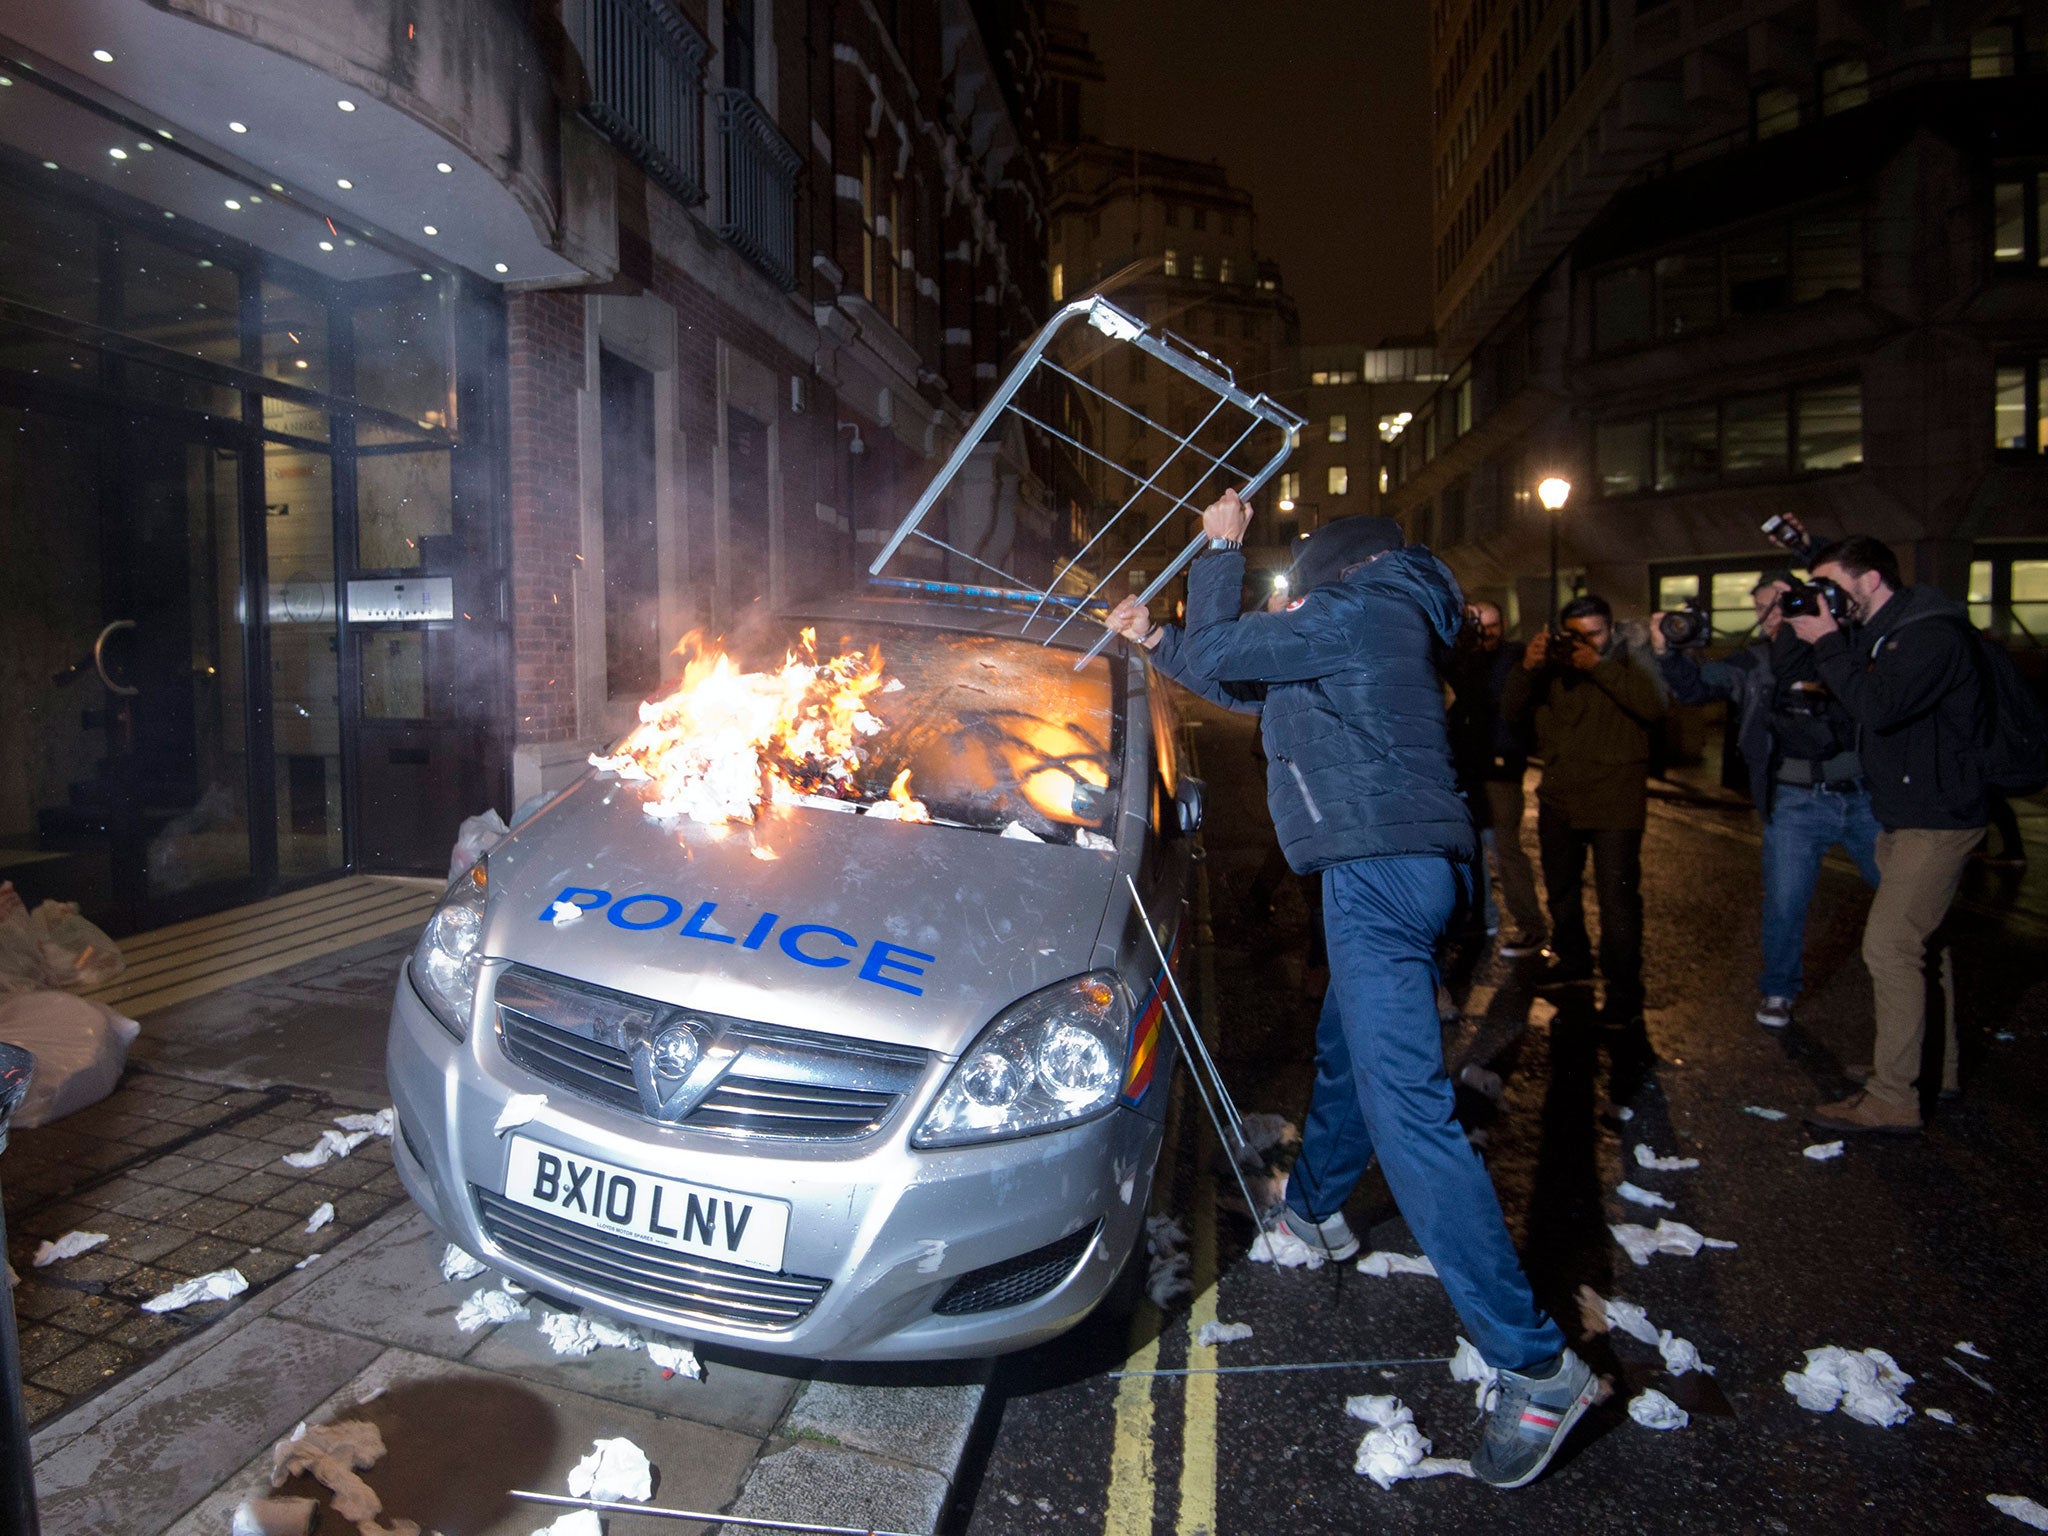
[865,295,1305,670]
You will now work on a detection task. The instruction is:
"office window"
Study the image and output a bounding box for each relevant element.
[1723,391,1790,477]
[1329,414,1348,444]
[1453,375,1473,435]
[1656,252,1720,337]
[1995,182,2027,263]
[1726,227,1790,314]
[1050,262,1064,302]
[859,146,878,306]
[1219,256,1235,284]
[1711,571,1765,637]
[2014,560,2048,640]
[1163,248,1180,277]
[1656,404,1720,490]
[2040,175,2048,268]
[1191,254,1207,281]
[1328,466,1350,496]
[1794,381,1862,471]
[1593,265,1652,350]
[1994,364,2029,448]
[1791,216,1861,300]
[1971,24,2017,78]
[1755,86,1801,139]
[1821,58,1869,114]
[1657,573,1701,611]
[1379,466,1390,493]
[1278,471,1301,504]
[1969,559,1995,630]
[1596,419,1652,496]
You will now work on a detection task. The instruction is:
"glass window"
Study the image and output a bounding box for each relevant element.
[1755,86,1801,139]
[1328,465,1349,496]
[1794,381,1862,471]
[1655,253,1720,337]
[1994,181,2026,263]
[1711,571,1763,636]
[2039,360,2048,449]
[1191,254,1207,281]
[1657,573,1701,609]
[1277,470,1300,503]
[1593,265,1652,351]
[1791,215,1861,300]
[1994,365,2027,449]
[1970,25,2016,78]
[1219,256,1235,284]
[262,280,330,397]
[1453,377,1473,435]
[2013,559,2048,643]
[1163,248,1180,277]
[353,287,453,432]
[1723,391,1789,477]
[1329,414,1348,444]
[122,236,240,366]
[1597,419,1652,496]
[860,146,878,303]
[1655,405,1719,490]
[1968,559,1994,631]
[356,446,453,569]
[1821,59,1869,114]
[0,193,100,325]
[1050,262,1063,302]
[1725,226,1789,314]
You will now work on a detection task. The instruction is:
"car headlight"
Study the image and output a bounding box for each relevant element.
[913,972,1131,1148]
[410,862,489,1040]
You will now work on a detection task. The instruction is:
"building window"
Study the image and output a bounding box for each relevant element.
[1723,390,1790,477]
[1971,23,2018,78]
[1968,550,2048,645]
[1164,203,1179,228]
[1791,215,1862,300]
[723,0,757,94]
[1726,226,1790,314]
[1219,256,1235,284]
[1656,252,1720,336]
[860,146,881,311]
[1990,176,2048,266]
[1992,359,2048,451]
[1656,573,1701,611]
[1655,404,1719,490]
[1593,266,1652,350]
[600,350,660,699]
[1277,471,1301,504]
[1820,58,1869,114]
[1452,374,1473,436]
[1378,466,1390,493]
[1329,414,1348,444]
[1163,248,1180,277]
[1755,86,1801,139]
[1328,465,1349,496]
[1193,208,1208,231]
[1794,380,1862,470]
[1051,262,1064,302]
[1597,381,1860,495]
[1191,254,1207,281]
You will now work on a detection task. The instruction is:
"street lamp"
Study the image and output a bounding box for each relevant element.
[1537,476,1571,623]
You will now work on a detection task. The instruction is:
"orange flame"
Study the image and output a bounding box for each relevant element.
[886,767,932,824]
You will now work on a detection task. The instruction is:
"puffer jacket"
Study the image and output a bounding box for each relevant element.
[1148,546,1476,874]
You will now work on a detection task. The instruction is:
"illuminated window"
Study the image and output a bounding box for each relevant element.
[1051,262,1064,302]
[1310,369,1329,385]
[1971,24,2016,78]
[1821,59,1868,114]
[859,146,878,305]
[1329,414,1348,443]
[1277,471,1300,503]
[1970,559,1995,630]
[1378,466,1389,493]
[1191,254,1207,281]
[1711,571,1764,637]
[1219,256,1235,284]
[1163,248,1180,277]
[1656,574,1701,610]
[1328,465,1349,496]
[1754,86,1800,140]
[1793,380,1862,471]
[1995,182,2026,263]
[1164,203,1179,228]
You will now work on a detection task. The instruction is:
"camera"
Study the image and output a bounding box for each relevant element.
[1778,575,1850,621]
[1658,599,1710,650]
[1761,514,1825,564]
[1542,629,1587,669]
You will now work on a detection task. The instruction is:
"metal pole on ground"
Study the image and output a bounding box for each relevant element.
[0,1043,41,1536]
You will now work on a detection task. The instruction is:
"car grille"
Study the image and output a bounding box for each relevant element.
[934,1223,1100,1315]
[494,967,928,1139]
[473,1186,830,1331]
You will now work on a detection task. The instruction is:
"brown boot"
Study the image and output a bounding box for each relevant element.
[1805,1090,1922,1136]
[1844,1064,1959,1102]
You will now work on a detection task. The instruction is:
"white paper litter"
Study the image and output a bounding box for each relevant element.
[1448,1336,1498,1409]
[142,1267,248,1313]
[1782,1345,1914,1426]
[455,1285,531,1332]
[1345,1393,1474,1489]
[1356,1251,1439,1279]
[1633,1144,1700,1171]
[32,1230,109,1267]
[304,1203,334,1235]
[1990,1496,2048,1530]
[1000,821,1043,842]
[441,1243,488,1283]
[1957,1341,1990,1360]
[1615,1181,1675,1210]
[1147,1214,1194,1302]
[567,1437,653,1504]
[1803,1141,1844,1161]
[230,1495,319,1536]
[539,1309,642,1356]
[1196,1321,1254,1346]
[1927,1408,1956,1424]
[646,1339,703,1379]
[533,1512,603,1536]
[332,1108,394,1137]
[1743,1105,1788,1121]
[269,1419,387,1524]
[1658,1331,1714,1377]
[1246,1222,1326,1270]
[1602,1296,1661,1347]
[548,899,585,927]
[1628,1389,1689,1431]
[281,1128,371,1169]
[293,1254,320,1270]
[494,1093,549,1135]
[1615,1106,1635,1121]
[1610,1219,1736,1266]
[1075,829,1115,852]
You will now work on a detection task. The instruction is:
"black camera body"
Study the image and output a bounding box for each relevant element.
[1778,575,1850,621]
[1659,599,1711,650]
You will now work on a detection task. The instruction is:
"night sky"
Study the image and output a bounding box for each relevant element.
[1082,0,1433,347]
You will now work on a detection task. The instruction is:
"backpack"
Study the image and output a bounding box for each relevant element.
[1881,614,2048,797]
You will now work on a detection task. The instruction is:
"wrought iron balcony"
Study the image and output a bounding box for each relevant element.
[715,89,801,291]
[577,0,710,207]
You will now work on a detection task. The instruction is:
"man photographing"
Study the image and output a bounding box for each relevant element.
[1785,536,1984,1134]
[1104,491,1593,1490]
[1446,602,1546,955]
[1652,574,1880,1031]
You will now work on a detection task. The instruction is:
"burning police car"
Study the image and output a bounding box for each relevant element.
[385,594,1200,1361]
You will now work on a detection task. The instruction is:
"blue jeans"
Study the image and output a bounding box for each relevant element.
[1285,855,1564,1372]
[1759,784,1882,998]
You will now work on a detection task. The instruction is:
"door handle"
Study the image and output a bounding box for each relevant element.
[94,620,138,697]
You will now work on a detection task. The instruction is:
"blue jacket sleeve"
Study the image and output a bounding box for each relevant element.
[1149,624,1265,714]
[1174,550,1362,685]
[1660,649,1755,707]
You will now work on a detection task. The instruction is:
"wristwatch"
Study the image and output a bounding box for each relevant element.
[1206,536,1243,552]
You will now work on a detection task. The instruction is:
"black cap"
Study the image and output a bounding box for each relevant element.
[1288,515,1404,594]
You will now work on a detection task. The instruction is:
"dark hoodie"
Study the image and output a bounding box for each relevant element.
[1810,584,1988,830]
[1148,545,1476,874]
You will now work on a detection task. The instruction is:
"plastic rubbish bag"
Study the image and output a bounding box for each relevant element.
[0,991,141,1128]
[448,809,510,881]
[0,884,42,996]
[0,884,125,994]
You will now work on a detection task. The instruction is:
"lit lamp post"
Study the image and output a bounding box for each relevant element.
[1537,476,1572,624]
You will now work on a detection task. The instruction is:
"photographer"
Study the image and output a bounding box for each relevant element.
[1651,574,1880,1031]
[1787,536,1983,1135]
[1502,596,1665,1028]
[1445,602,1546,954]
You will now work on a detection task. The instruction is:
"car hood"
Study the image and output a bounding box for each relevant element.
[477,778,1118,1057]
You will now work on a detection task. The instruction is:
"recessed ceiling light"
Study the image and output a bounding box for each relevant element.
[247,194,262,203]
[198,259,213,267]
[420,273,433,281]
[494,262,509,274]
[422,224,437,236]
[294,359,309,369]
[40,160,56,169]
[92,49,114,63]
[336,99,356,112]
[343,238,357,247]
[0,76,13,87]
[229,121,247,133]
[223,199,241,210]
[436,162,452,174]
[107,147,127,160]
[157,129,172,140]
[336,177,352,189]
[270,183,283,192]
[319,240,334,251]
[163,210,175,219]
[137,141,154,151]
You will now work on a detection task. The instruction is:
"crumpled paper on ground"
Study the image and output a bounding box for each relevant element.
[1449,1336,1498,1410]
[305,1203,334,1235]
[1803,1140,1844,1161]
[1610,1220,1737,1267]
[33,1230,108,1266]
[441,1243,487,1283]
[455,1284,531,1332]
[1345,1394,1473,1489]
[1147,1214,1193,1302]
[271,1420,387,1524]
[1782,1345,1914,1426]
[1592,1292,1661,1346]
[1615,1181,1675,1210]
[1628,1389,1689,1430]
[495,1093,548,1136]
[143,1267,248,1313]
[1246,1222,1326,1270]
[1928,1408,1957,1425]
[1659,1331,1713,1376]
[1633,1144,1700,1171]
[333,1108,394,1137]
[539,1309,642,1356]
[1957,1341,1990,1360]
[230,1496,319,1536]
[1356,1251,1438,1278]
[567,1437,652,1503]
[1196,1320,1253,1346]
[282,1129,371,1169]
[646,1339,702,1379]
[533,1512,603,1536]
[1990,1495,2048,1530]
[1743,1105,1788,1121]
[1000,821,1043,842]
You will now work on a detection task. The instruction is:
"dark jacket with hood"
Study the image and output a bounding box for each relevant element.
[1810,584,1988,831]
[1147,544,1476,875]
[1659,628,1858,816]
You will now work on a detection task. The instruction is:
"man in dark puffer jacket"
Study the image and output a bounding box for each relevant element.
[1106,494,1591,1491]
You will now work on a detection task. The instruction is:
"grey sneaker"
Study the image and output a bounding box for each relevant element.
[1496,932,1547,958]
[1278,1204,1361,1261]
[1756,995,1794,1029]
[1471,1347,1597,1490]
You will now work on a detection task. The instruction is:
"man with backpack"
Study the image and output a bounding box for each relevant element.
[1788,536,1992,1133]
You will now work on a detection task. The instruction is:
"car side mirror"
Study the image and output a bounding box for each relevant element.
[1172,776,1206,837]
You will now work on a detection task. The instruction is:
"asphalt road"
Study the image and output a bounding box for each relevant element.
[951,696,2048,1536]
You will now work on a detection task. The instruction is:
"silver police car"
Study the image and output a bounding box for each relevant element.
[385,594,1201,1361]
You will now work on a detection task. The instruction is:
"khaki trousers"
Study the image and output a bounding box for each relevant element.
[1864,826,1982,1111]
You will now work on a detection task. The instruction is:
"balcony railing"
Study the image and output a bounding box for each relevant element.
[577,0,709,207]
[715,89,801,291]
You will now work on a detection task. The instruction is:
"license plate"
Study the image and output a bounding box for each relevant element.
[501,1135,789,1273]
